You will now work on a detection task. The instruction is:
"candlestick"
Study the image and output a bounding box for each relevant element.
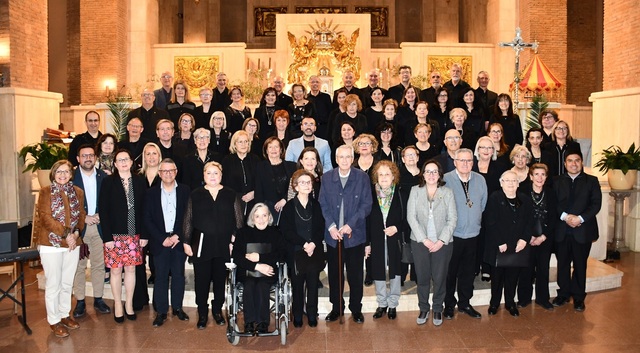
[247,58,249,70]
[269,58,271,69]
[377,58,380,69]
[387,58,390,69]
[258,59,261,69]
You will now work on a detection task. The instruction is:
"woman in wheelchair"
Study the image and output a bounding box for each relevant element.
[232,203,285,334]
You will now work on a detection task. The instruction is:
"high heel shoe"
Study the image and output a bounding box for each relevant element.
[114,312,124,323]
[125,310,137,321]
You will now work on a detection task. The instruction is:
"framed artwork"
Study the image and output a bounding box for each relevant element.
[355,7,389,37]
[254,7,288,37]
[427,55,473,83]
[174,56,220,92]
[295,7,346,14]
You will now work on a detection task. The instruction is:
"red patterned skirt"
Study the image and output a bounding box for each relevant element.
[104,234,143,268]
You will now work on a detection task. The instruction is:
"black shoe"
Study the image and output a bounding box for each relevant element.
[574,300,586,312]
[517,301,530,308]
[552,296,569,307]
[73,300,86,318]
[364,279,373,287]
[244,322,255,334]
[114,312,124,324]
[352,312,364,324]
[93,298,111,314]
[481,273,491,282]
[417,311,429,325]
[388,308,397,320]
[308,318,318,327]
[507,306,520,317]
[459,306,482,319]
[256,322,269,333]
[373,307,387,319]
[125,311,137,321]
[325,310,341,322]
[153,313,167,327]
[197,315,207,330]
[488,306,498,315]
[535,300,554,311]
[172,309,189,321]
[147,275,155,285]
[443,306,455,320]
[212,312,225,326]
[293,317,303,328]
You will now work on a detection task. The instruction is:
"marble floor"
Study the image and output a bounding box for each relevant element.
[1,252,639,353]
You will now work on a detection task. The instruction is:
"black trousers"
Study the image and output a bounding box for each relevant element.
[327,242,364,314]
[555,234,592,301]
[517,239,552,303]
[444,236,477,309]
[193,256,228,316]
[490,266,521,308]
[153,246,187,314]
[133,246,150,310]
[243,277,275,324]
[291,270,320,320]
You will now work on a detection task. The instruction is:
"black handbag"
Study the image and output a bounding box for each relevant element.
[294,248,326,275]
[495,246,530,268]
[245,243,272,278]
[400,239,413,264]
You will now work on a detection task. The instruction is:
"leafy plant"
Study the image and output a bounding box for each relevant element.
[525,93,548,131]
[107,96,132,142]
[18,142,69,173]
[594,143,640,175]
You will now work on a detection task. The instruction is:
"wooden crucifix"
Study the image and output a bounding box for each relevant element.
[499,28,538,107]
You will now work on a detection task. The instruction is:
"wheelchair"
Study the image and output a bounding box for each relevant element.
[224,259,291,345]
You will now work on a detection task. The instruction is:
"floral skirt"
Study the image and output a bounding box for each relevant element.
[104,234,143,268]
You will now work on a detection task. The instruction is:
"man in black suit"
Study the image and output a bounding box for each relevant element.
[443,63,471,106]
[475,71,498,119]
[155,119,187,175]
[307,75,332,140]
[212,72,231,112]
[272,75,293,108]
[419,71,442,106]
[68,111,102,167]
[552,149,602,312]
[332,70,363,111]
[360,69,387,108]
[128,89,169,142]
[154,71,173,110]
[386,65,412,104]
[144,158,191,327]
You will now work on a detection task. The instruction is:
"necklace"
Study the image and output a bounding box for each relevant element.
[461,180,473,208]
[531,190,545,206]
[294,203,312,222]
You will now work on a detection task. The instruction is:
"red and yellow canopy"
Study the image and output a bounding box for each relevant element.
[510,54,562,92]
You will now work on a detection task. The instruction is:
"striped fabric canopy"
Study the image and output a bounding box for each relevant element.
[510,54,562,92]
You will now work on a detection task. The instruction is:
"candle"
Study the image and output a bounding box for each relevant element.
[258,58,261,69]
[269,58,271,69]
[247,58,249,70]
[105,85,110,97]
[387,57,390,69]
[377,58,380,68]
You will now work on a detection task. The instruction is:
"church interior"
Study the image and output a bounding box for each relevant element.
[1,0,640,351]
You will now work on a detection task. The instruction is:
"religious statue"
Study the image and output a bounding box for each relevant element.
[331,29,361,81]
[287,32,317,84]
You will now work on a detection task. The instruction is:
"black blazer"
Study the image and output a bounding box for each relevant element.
[553,172,601,244]
[366,187,405,280]
[483,190,533,264]
[280,197,325,252]
[254,160,297,205]
[73,167,107,238]
[143,182,190,255]
[520,182,558,239]
[98,173,147,242]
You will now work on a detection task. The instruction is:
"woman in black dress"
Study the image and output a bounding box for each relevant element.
[254,87,278,141]
[221,130,261,219]
[224,86,252,135]
[194,87,214,130]
[287,83,316,139]
[374,122,401,166]
[166,80,196,126]
[183,161,243,329]
[99,149,147,322]
[243,118,263,159]
[413,123,440,169]
[208,111,231,157]
[428,87,452,139]
[459,87,485,137]
[254,136,297,223]
[332,94,367,144]
[272,109,293,149]
[232,203,285,334]
[280,170,325,328]
[489,93,523,151]
[364,87,386,134]
[173,113,196,153]
[182,128,222,191]
[545,120,580,177]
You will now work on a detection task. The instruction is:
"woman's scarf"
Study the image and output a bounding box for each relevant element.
[375,183,395,215]
[48,181,81,247]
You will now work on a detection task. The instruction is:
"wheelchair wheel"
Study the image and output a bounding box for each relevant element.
[280,320,287,345]
[227,319,240,346]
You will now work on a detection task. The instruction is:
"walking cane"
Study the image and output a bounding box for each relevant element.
[337,238,344,324]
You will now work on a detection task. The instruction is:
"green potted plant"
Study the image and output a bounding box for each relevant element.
[594,143,640,190]
[18,142,69,187]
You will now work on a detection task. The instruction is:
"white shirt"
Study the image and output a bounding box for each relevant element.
[80,168,98,215]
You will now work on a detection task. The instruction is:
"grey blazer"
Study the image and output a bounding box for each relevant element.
[407,185,457,245]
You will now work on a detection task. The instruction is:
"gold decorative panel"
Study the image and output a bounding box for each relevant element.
[427,56,473,83]
[174,56,220,91]
[295,7,346,14]
[354,7,389,37]
[254,7,288,37]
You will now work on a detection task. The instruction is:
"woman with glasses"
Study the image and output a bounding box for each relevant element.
[99,149,147,323]
[407,160,457,326]
[182,128,222,190]
[174,113,196,153]
[538,110,559,145]
[243,117,263,159]
[398,146,421,286]
[484,170,533,318]
[96,133,118,175]
[255,136,297,222]
[224,86,252,135]
[374,122,401,166]
[449,108,477,151]
[195,87,214,130]
[509,145,532,185]
[545,120,580,176]
[166,80,196,127]
[352,133,379,178]
[487,122,511,165]
[208,111,231,157]
[36,160,86,337]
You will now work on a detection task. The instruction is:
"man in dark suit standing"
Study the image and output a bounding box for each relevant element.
[72,144,111,318]
[386,65,412,104]
[154,72,173,110]
[272,75,293,108]
[128,88,169,142]
[474,71,498,119]
[419,71,442,106]
[360,69,387,108]
[552,149,601,312]
[443,63,471,106]
[332,70,363,111]
[144,158,191,327]
[307,75,332,140]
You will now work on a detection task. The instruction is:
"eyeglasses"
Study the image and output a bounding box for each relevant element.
[200,94,212,97]
[502,179,519,183]
[455,159,473,164]
[358,142,372,146]
[158,169,177,174]
[116,158,131,163]
[542,115,555,120]
[438,94,448,98]
[181,120,192,124]
[478,146,494,151]
[489,130,502,134]
[445,136,461,141]
[555,127,568,131]
[161,75,172,79]
[80,153,96,158]
[403,153,417,158]
[424,170,439,175]
[195,136,210,140]
[213,117,224,120]
[128,124,142,129]
[141,93,154,97]
[297,180,312,186]
[55,170,71,175]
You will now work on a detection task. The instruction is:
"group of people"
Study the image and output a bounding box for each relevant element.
[36,64,600,339]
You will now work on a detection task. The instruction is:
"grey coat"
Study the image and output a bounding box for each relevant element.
[407,185,457,245]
